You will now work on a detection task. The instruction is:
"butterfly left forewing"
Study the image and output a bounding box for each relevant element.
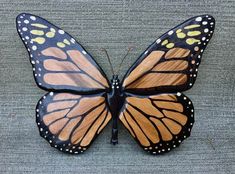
[37,92,112,154]
[122,15,215,94]
[119,93,194,154]
[16,13,109,93]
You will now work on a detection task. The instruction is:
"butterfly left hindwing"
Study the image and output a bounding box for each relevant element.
[36,92,112,154]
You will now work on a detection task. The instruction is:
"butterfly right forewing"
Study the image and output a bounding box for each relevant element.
[122,15,215,94]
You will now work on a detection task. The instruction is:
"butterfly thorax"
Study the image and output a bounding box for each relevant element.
[107,75,125,145]
[108,75,124,111]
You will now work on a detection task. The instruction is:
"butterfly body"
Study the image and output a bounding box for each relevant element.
[16,13,215,154]
[108,75,124,144]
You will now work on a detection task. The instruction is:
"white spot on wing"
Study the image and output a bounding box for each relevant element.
[156,39,161,44]
[177,92,181,96]
[22,27,27,31]
[32,45,37,50]
[71,38,75,44]
[204,28,209,33]
[24,20,29,24]
[30,16,36,21]
[202,21,208,25]
[58,30,65,34]
[168,30,174,35]
[195,17,202,22]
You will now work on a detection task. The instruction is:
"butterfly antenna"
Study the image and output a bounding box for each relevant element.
[116,46,133,75]
[101,48,115,76]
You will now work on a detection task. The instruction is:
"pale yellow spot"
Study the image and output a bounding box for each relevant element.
[166,43,174,48]
[63,39,70,45]
[187,31,201,36]
[184,24,200,29]
[31,37,45,44]
[46,32,55,38]
[176,29,182,33]
[57,42,66,48]
[161,39,168,46]
[177,32,186,39]
[30,30,44,36]
[31,23,48,28]
[186,38,200,45]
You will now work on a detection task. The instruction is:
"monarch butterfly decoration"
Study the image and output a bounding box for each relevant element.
[16,13,215,155]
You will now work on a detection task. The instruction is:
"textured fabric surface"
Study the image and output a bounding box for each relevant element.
[0,0,234,173]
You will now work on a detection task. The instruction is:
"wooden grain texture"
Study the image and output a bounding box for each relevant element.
[0,0,234,173]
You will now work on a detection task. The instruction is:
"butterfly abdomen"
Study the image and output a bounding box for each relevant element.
[107,75,125,145]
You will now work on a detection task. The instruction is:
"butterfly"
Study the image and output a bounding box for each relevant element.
[16,13,215,155]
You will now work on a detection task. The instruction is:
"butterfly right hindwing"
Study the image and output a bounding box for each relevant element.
[119,93,194,154]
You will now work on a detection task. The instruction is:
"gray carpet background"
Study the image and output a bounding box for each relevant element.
[0,0,234,173]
